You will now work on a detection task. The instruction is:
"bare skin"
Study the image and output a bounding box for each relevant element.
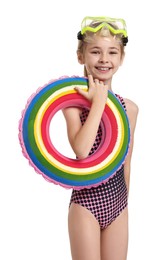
[68,204,128,260]
[63,35,138,260]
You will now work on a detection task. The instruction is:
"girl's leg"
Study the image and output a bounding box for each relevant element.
[68,203,101,260]
[101,207,128,260]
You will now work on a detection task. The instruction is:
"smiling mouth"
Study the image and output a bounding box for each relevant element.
[96,67,111,71]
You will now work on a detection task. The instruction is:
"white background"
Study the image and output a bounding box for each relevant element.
[0,0,156,259]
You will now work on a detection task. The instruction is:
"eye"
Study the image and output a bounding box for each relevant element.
[109,51,118,55]
[91,51,100,54]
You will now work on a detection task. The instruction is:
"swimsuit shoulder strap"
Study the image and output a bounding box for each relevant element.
[115,93,126,111]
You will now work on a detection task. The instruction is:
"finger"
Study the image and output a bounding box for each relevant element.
[99,81,104,85]
[88,74,95,86]
[94,78,99,84]
[74,87,88,99]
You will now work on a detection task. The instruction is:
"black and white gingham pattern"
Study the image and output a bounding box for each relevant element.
[70,95,128,229]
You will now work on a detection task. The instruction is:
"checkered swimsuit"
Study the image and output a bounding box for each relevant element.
[70,94,128,229]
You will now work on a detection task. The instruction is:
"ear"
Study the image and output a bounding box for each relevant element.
[77,51,84,65]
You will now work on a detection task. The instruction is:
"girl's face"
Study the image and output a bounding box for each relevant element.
[78,35,124,85]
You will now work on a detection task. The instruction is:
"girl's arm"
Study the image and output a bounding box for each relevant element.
[62,75,108,159]
[124,98,139,193]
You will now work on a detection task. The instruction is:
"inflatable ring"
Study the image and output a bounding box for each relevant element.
[19,76,130,190]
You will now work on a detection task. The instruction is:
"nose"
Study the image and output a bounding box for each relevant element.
[99,53,109,63]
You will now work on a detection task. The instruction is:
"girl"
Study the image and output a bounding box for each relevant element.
[63,16,138,260]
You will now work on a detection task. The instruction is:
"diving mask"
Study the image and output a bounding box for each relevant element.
[77,16,128,46]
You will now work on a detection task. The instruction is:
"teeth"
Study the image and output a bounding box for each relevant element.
[98,67,110,71]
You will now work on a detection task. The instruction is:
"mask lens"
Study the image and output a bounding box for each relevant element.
[81,16,127,37]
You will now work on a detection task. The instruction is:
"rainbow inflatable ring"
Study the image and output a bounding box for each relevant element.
[19,76,130,190]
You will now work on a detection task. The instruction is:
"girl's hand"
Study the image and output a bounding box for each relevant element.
[74,75,108,106]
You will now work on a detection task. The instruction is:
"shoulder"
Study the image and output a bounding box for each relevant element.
[124,98,139,131]
[62,107,82,118]
[124,98,139,115]
[62,107,82,125]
